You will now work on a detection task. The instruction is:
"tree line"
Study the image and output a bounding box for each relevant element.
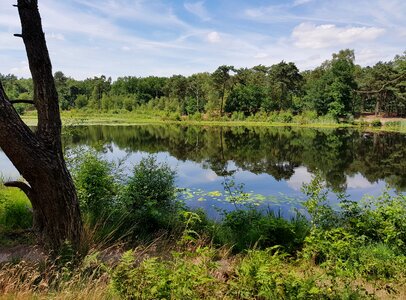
[1,49,405,119]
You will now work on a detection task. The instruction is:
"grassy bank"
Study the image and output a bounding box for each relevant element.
[20,110,406,132]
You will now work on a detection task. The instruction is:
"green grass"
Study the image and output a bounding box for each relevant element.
[20,110,406,133]
[0,185,32,246]
[0,187,32,228]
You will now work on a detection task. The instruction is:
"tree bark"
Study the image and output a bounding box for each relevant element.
[0,0,82,250]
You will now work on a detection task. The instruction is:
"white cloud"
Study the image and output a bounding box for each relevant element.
[254,53,268,59]
[184,1,211,21]
[10,61,30,77]
[47,32,65,41]
[346,174,374,189]
[207,31,221,43]
[73,0,190,29]
[293,0,313,6]
[292,22,385,49]
[286,166,312,191]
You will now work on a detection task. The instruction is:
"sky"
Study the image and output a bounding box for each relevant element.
[0,0,405,79]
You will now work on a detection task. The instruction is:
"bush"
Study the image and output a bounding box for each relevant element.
[72,153,117,224]
[356,243,406,280]
[356,118,369,127]
[122,156,179,238]
[214,208,309,253]
[302,175,406,280]
[231,111,245,121]
[278,111,293,123]
[111,247,223,299]
[230,248,368,299]
[189,112,202,121]
[370,119,382,127]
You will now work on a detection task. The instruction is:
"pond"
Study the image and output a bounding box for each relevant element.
[1,125,405,219]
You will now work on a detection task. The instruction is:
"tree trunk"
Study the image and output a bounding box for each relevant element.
[374,97,380,116]
[0,0,82,250]
[220,84,225,117]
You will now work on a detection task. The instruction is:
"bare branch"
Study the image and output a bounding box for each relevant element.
[4,181,32,197]
[356,73,406,94]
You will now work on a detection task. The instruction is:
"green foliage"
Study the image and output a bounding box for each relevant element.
[215,209,309,253]
[111,247,223,299]
[278,110,294,123]
[370,119,382,127]
[71,152,117,224]
[230,111,245,121]
[225,85,264,115]
[302,175,406,283]
[3,48,406,119]
[230,248,369,299]
[0,186,32,231]
[122,156,179,238]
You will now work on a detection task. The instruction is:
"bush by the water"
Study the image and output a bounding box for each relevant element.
[72,152,117,224]
[122,156,181,239]
[213,208,309,253]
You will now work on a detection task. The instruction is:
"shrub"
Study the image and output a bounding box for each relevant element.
[302,175,406,281]
[278,111,293,123]
[370,119,382,127]
[190,112,202,121]
[231,111,245,121]
[214,208,309,253]
[267,111,279,122]
[302,110,318,121]
[122,156,179,238]
[356,118,369,127]
[230,248,369,299]
[72,153,117,224]
[356,243,406,280]
[111,247,223,299]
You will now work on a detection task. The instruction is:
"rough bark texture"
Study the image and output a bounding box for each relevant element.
[0,0,82,250]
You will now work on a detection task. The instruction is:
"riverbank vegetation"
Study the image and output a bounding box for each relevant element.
[1,153,406,298]
[2,49,405,125]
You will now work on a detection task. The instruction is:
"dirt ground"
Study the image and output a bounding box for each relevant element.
[0,245,46,264]
[359,113,405,124]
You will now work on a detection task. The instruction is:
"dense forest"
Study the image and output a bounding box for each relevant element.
[2,49,405,119]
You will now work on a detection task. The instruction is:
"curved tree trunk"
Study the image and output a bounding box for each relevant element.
[0,0,82,250]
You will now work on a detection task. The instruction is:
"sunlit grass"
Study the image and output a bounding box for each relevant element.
[21,109,406,133]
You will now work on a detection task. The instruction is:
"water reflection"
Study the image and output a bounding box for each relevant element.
[1,125,405,217]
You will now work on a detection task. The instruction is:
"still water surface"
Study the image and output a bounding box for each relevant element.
[1,125,405,218]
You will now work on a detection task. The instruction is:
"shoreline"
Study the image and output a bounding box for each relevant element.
[21,113,406,133]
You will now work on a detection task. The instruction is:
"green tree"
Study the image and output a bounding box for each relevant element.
[212,65,235,116]
[268,61,303,111]
[304,49,357,118]
[225,85,265,115]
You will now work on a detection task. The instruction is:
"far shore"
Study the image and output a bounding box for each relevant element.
[21,111,406,133]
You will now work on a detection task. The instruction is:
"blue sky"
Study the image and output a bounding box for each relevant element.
[0,0,405,79]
